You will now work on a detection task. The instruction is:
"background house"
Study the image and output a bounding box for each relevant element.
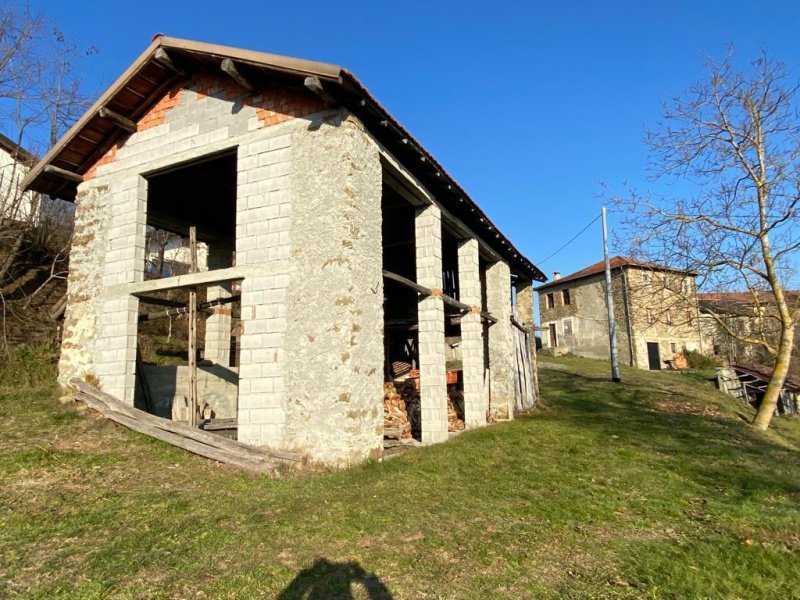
[0,133,38,223]
[698,290,800,364]
[536,256,703,370]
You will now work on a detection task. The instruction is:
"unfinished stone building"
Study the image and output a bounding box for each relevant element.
[22,37,544,465]
[537,257,703,370]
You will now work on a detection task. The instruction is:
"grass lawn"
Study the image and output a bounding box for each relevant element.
[1,354,798,599]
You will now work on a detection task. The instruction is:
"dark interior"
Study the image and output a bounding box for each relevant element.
[146,150,237,244]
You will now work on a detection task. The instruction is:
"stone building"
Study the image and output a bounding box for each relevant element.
[0,133,37,222]
[536,256,702,370]
[697,291,799,365]
[21,36,544,466]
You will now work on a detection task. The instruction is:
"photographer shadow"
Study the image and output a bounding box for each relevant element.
[278,558,394,600]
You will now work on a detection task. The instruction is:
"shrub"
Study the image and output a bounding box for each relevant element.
[0,344,58,388]
[682,349,721,370]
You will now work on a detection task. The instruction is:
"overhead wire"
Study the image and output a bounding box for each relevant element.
[537,214,601,266]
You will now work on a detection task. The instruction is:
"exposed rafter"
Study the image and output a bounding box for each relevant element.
[43,164,83,182]
[220,58,253,91]
[154,48,186,75]
[98,107,137,133]
[304,76,337,105]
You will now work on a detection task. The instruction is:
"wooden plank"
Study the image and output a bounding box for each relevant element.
[70,379,302,462]
[122,266,245,295]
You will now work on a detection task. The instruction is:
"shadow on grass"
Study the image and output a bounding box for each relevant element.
[278,558,394,599]
[540,368,800,499]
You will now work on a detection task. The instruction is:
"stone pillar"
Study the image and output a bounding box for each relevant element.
[415,203,448,444]
[283,114,385,464]
[204,245,233,366]
[457,238,486,428]
[486,260,515,420]
[515,279,534,327]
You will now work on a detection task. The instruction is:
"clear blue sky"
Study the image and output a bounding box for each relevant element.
[27,0,800,282]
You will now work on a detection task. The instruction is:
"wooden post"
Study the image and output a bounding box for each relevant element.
[188,226,198,427]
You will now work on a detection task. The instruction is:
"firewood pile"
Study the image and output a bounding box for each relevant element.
[448,390,465,431]
[383,380,465,439]
[383,381,418,439]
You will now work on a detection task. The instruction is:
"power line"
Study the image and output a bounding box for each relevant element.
[537,214,601,266]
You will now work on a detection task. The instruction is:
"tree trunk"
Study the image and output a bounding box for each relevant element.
[752,325,795,430]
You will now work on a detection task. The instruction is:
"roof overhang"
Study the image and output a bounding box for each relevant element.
[22,35,544,281]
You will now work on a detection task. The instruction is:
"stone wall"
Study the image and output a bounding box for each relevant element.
[281,114,384,464]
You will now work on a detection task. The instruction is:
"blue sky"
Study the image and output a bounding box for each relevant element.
[27,0,800,282]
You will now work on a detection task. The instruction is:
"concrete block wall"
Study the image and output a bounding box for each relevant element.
[59,70,323,404]
[457,238,487,428]
[486,260,515,420]
[415,203,449,444]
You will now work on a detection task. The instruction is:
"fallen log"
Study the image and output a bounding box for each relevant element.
[70,378,304,472]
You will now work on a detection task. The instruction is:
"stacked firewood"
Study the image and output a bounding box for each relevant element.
[447,391,465,431]
[384,381,466,437]
[383,381,417,439]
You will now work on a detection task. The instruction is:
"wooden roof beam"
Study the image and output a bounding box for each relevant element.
[98,107,137,133]
[43,164,83,183]
[221,58,253,91]
[154,48,186,76]
[304,76,337,105]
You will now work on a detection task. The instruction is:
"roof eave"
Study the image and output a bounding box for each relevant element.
[21,36,544,281]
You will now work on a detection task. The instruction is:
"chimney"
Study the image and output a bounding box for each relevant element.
[553,271,561,280]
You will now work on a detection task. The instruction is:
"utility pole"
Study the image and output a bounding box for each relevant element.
[602,207,621,382]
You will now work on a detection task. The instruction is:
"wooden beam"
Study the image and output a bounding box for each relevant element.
[188,226,198,428]
[220,58,253,91]
[122,266,245,296]
[43,164,83,183]
[70,378,304,468]
[154,48,186,75]
[304,76,337,105]
[138,294,240,323]
[98,107,137,133]
[382,269,497,324]
[137,295,185,308]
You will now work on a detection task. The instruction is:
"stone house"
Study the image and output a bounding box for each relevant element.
[698,291,799,365]
[21,36,544,466]
[0,133,38,222]
[536,256,702,370]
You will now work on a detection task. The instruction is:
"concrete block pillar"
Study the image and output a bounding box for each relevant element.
[457,238,486,428]
[204,245,233,366]
[415,203,448,444]
[486,260,515,420]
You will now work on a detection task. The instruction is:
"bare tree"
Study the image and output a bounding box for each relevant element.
[0,3,94,353]
[613,51,800,430]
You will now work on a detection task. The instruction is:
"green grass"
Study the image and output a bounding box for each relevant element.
[1,354,799,599]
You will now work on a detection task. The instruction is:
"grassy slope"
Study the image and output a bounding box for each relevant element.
[0,355,798,599]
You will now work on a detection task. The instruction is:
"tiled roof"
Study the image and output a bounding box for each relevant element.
[535,256,693,291]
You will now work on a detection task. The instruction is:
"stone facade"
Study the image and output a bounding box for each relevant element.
[538,264,702,370]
